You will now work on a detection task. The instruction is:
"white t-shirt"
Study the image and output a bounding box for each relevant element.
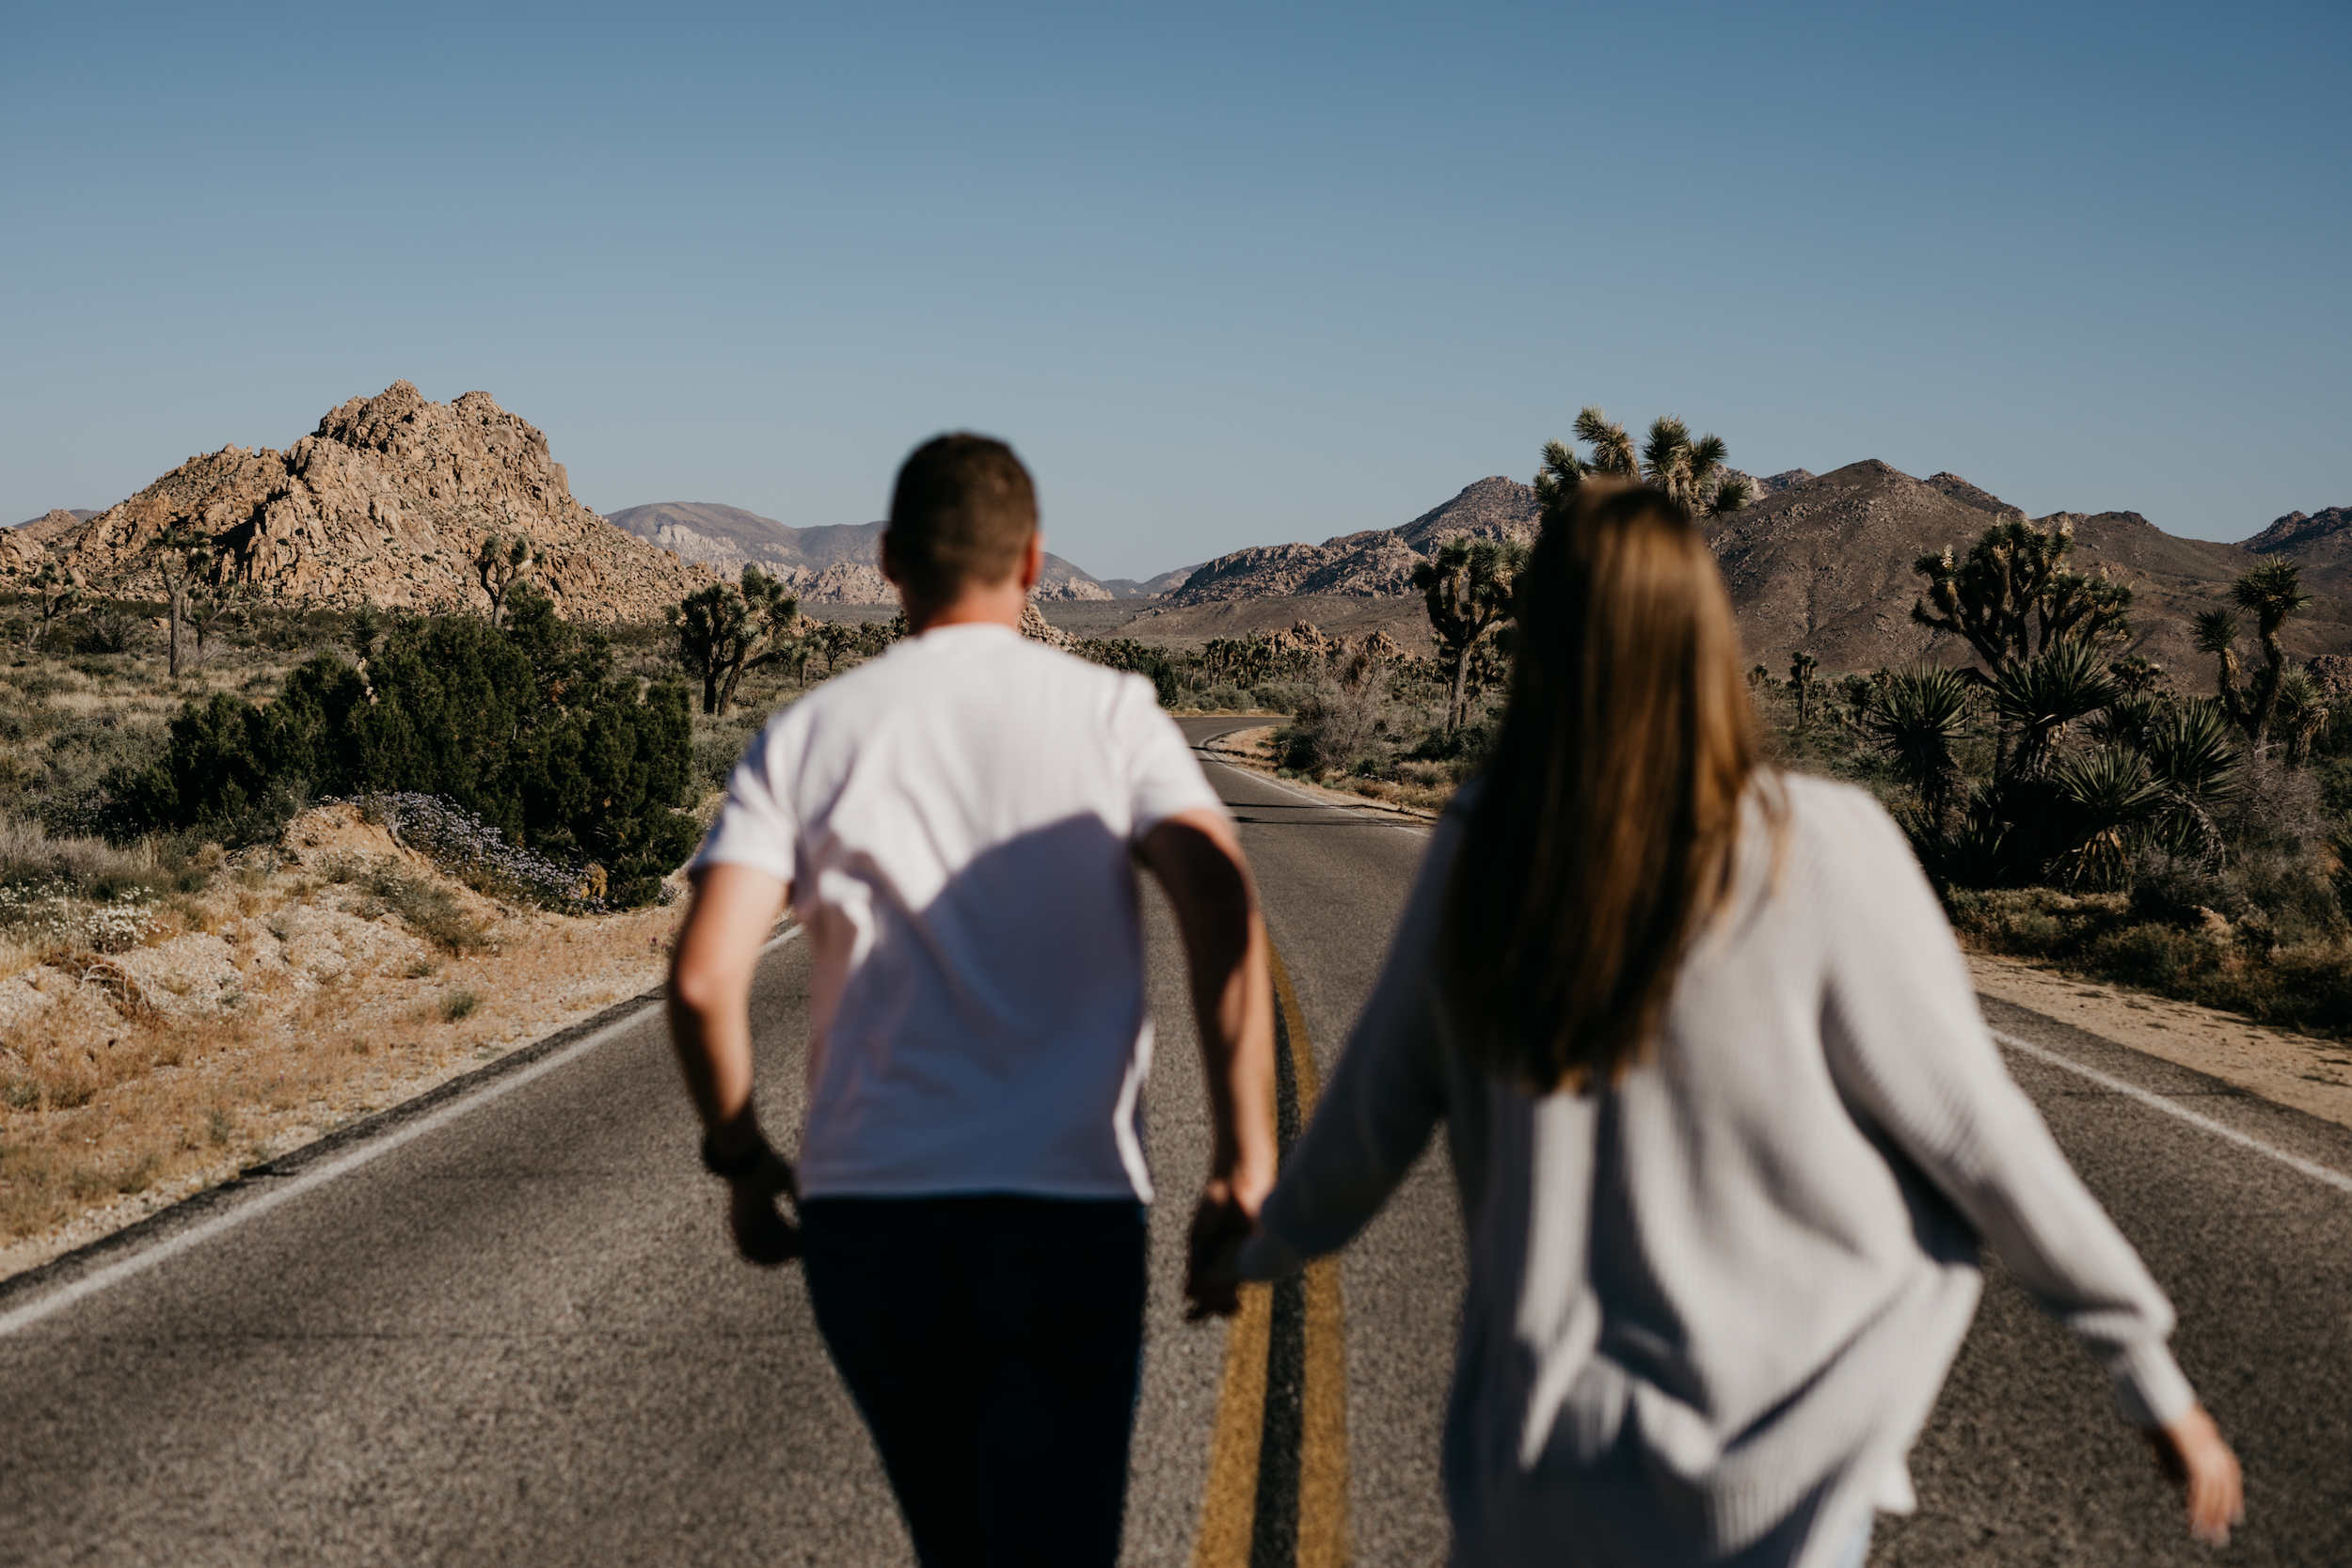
[692,622,1224,1202]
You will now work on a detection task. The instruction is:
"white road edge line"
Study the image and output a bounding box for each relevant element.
[1993,1027,2352,1197]
[1192,742,1431,839]
[0,926,805,1338]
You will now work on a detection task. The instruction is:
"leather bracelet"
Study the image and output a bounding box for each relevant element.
[700,1132,770,1182]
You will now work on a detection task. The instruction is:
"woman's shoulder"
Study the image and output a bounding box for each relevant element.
[1763,772,1915,864]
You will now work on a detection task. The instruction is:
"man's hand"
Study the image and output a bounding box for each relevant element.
[670,863,795,1264]
[2145,1403,2244,1546]
[724,1143,802,1267]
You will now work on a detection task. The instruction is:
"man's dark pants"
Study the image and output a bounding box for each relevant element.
[801,1195,1151,1568]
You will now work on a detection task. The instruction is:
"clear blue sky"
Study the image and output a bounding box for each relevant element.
[3,2,2345,579]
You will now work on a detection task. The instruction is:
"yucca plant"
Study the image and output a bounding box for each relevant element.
[2050,745,2169,889]
[2115,699,2243,864]
[1992,641,2120,783]
[1865,662,1974,839]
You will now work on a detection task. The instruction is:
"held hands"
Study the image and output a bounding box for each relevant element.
[1184,1172,1268,1322]
[2145,1403,2244,1546]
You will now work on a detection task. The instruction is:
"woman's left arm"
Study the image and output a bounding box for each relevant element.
[1234,816,1462,1280]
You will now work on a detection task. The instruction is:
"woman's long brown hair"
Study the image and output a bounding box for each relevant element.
[1443,482,1769,1092]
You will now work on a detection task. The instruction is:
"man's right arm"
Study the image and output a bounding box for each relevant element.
[1137,808,1278,1319]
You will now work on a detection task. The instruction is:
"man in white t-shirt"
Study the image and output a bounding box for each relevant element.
[667,434,1277,1567]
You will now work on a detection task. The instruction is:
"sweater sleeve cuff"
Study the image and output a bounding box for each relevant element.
[1236,1227,1305,1282]
[2106,1338,2197,1429]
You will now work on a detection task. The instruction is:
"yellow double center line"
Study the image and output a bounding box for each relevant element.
[1194,944,1351,1568]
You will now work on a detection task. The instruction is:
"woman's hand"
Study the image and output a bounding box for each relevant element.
[2145,1403,2243,1545]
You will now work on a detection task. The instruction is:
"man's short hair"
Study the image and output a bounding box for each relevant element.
[886,434,1038,604]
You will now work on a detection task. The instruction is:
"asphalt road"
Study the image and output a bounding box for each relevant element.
[2,717,2347,1565]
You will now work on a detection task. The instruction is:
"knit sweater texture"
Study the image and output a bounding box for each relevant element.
[1237,775,2195,1568]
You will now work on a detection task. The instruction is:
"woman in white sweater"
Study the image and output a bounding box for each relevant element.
[1221,483,2242,1566]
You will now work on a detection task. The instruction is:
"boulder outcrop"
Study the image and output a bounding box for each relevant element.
[40,382,715,621]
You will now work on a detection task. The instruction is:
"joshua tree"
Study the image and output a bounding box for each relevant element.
[2195,559,2313,758]
[147,527,214,677]
[1642,417,1754,516]
[2272,665,2331,767]
[1865,663,1973,840]
[474,531,536,628]
[1788,650,1820,726]
[1414,536,1526,736]
[1911,516,2133,676]
[184,576,260,665]
[1534,406,1751,522]
[669,565,803,716]
[25,561,81,649]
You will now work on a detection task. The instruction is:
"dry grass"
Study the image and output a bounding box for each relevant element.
[0,805,686,1280]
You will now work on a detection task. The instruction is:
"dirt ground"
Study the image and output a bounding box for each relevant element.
[0,804,690,1282]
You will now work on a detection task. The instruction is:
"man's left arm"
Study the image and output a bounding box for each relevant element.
[668,862,800,1265]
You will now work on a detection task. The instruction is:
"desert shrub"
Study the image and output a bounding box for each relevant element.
[109,612,697,905]
[1285,673,1391,776]
[693,714,763,792]
[1079,639,1182,708]
[441,988,481,1022]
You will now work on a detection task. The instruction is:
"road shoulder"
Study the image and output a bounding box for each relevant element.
[1971,952,2352,1134]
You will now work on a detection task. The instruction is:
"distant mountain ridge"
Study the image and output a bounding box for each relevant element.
[604,500,1118,603]
[1158,464,2352,679]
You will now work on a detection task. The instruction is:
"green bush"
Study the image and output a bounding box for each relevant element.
[109,610,698,906]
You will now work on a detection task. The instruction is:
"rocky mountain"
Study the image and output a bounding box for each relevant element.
[1706,461,2352,677]
[18,383,715,622]
[605,500,1115,603]
[1165,476,1543,607]
[2244,505,2352,583]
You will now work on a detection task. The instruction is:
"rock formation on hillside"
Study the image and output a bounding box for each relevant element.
[12,509,102,541]
[1167,477,1541,607]
[605,500,1114,603]
[34,383,714,622]
[1391,476,1542,552]
[1724,468,1816,500]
